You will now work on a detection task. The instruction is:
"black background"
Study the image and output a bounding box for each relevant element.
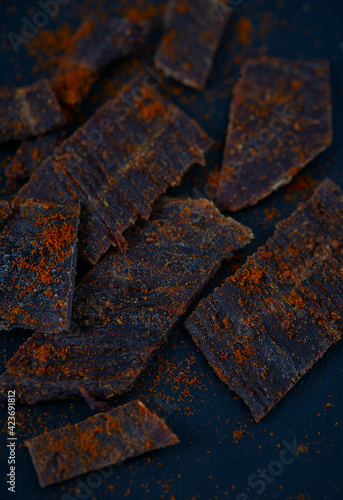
[0,0,342,499]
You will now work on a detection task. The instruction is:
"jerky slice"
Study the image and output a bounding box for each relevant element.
[16,76,214,264]
[0,79,65,143]
[187,179,343,422]
[25,400,179,487]
[0,199,80,333]
[154,0,232,90]
[5,131,64,190]
[0,201,13,232]
[0,197,252,403]
[51,15,150,114]
[217,57,333,210]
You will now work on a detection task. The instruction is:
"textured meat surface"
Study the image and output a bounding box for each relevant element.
[187,179,343,422]
[51,15,150,114]
[0,199,80,333]
[0,79,65,143]
[0,197,252,404]
[155,0,232,90]
[16,76,214,264]
[0,201,13,232]
[5,131,64,190]
[217,57,333,210]
[25,400,179,487]
[4,17,149,187]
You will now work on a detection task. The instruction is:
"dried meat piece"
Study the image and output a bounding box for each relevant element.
[217,57,333,210]
[154,0,232,90]
[0,199,80,333]
[0,197,252,403]
[16,76,214,264]
[0,79,65,143]
[5,131,64,190]
[51,15,150,114]
[186,179,343,422]
[25,400,179,487]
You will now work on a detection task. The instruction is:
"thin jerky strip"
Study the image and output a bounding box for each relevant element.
[0,199,80,333]
[217,57,333,210]
[154,0,232,90]
[25,400,179,487]
[16,76,214,264]
[0,197,252,403]
[0,79,65,143]
[51,15,150,114]
[186,179,343,422]
[5,131,64,190]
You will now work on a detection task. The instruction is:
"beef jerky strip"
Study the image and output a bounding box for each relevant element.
[51,15,150,115]
[0,197,252,404]
[15,76,214,264]
[0,199,80,333]
[25,400,179,488]
[15,155,112,267]
[154,0,232,90]
[186,179,343,422]
[4,17,149,188]
[5,131,64,190]
[0,79,65,143]
[217,57,333,210]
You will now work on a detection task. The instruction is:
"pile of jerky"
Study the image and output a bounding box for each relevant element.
[0,0,341,489]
